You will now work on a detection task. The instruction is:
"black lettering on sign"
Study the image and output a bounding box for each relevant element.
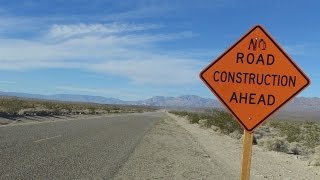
[229,92,276,106]
[259,39,266,50]
[239,92,248,104]
[257,94,266,105]
[248,38,257,51]
[247,53,254,64]
[230,92,238,103]
[264,74,271,85]
[236,53,244,63]
[268,94,275,105]
[256,54,264,65]
[249,93,256,104]
[213,71,220,82]
[235,53,275,65]
[267,54,275,65]
[249,73,255,84]
[248,38,266,51]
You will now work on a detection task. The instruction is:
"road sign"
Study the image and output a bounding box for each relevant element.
[200,25,310,132]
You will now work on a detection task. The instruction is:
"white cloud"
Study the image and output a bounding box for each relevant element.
[56,86,116,95]
[284,44,307,56]
[0,22,206,86]
[90,57,203,85]
[101,0,233,21]
[284,44,320,57]
[47,23,161,39]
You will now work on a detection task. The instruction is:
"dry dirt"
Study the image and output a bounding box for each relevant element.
[114,113,320,180]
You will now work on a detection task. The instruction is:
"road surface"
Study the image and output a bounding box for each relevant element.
[2,112,319,180]
[0,112,161,179]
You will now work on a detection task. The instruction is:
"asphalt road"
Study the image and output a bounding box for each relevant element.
[0,112,162,179]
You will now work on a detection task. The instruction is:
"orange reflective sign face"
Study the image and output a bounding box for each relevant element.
[200,25,310,132]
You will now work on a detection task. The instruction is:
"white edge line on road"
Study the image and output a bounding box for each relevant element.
[33,135,62,143]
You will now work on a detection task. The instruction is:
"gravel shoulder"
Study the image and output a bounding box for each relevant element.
[170,114,320,180]
[114,114,236,180]
[114,113,320,180]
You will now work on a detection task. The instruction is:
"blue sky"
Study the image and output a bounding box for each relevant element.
[0,0,318,100]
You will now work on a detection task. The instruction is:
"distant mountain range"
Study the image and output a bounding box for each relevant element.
[0,91,319,111]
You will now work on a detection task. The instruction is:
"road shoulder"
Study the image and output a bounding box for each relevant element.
[114,113,320,180]
[114,115,235,180]
[169,113,320,180]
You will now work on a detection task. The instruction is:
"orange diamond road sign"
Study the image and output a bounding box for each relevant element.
[200,25,310,132]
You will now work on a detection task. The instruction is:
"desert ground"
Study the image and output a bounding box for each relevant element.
[115,112,320,180]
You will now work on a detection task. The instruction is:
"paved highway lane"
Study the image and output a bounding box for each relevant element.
[0,112,162,179]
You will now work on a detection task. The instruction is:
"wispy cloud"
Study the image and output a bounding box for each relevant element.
[56,86,116,95]
[0,21,205,86]
[90,57,203,85]
[284,44,320,57]
[284,44,307,56]
[102,0,233,21]
[47,23,161,40]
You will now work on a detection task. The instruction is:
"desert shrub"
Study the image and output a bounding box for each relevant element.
[88,107,96,114]
[255,126,271,137]
[211,125,220,132]
[189,113,201,124]
[198,119,208,128]
[229,130,242,139]
[303,131,320,149]
[267,120,320,150]
[288,142,308,155]
[170,109,242,135]
[300,123,320,148]
[268,120,301,143]
[169,111,188,117]
[260,137,289,153]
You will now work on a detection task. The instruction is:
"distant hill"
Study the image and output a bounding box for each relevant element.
[284,97,320,112]
[0,91,319,111]
[137,95,320,112]
[136,95,221,108]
